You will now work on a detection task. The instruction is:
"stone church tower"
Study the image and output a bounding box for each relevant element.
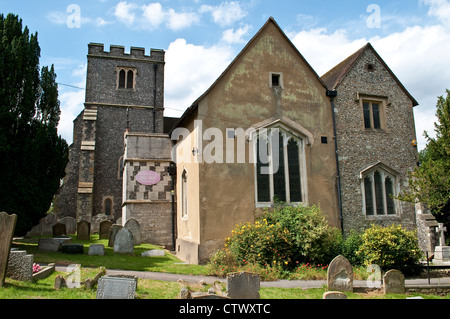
[54,43,165,225]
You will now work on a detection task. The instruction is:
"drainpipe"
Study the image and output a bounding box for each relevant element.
[327,89,344,235]
[153,64,157,133]
[169,162,177,251]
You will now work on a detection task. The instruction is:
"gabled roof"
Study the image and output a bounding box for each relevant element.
[321,43,419,107]
[170,17,327,133]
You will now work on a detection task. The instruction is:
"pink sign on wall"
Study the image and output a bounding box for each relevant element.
[136,170,161,186]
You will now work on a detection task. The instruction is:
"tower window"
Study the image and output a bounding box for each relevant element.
[117,67,136,89]
[269,72,283,89]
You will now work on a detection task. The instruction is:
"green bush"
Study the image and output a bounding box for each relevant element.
[224,204,340,270]
[341,230,364,265]
[356,224,422,268]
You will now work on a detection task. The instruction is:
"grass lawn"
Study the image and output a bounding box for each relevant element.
[3,235,448,300]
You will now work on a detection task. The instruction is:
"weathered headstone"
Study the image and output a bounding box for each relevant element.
[124,219,141,245]
[434,223,450,262]
[0,212,17,287]
[52,223,67,237]
[226,272,260,299]
[96,276,137,299]
[38,237,72,252]
[88,244,105,256]
[323,291,347,299]
[383,269,405,294]
[113,228,134,254]
[108,224,123,247]
[99,220,113,239]
[77,220,91,240]
[141,249,165,257]
[327,255,353,292]
[60,216,77,235]
[6,249,33,281]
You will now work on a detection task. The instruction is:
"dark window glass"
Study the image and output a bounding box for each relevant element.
[272,74,280,87]
[363,102,371,128]
[364,177,374,215]
[104,198,112,215]
[374,171,385,215]
[287,139,302,202]
[372,103,380,129]
[385,177,396,215]
[127,70,134,89]
[118,70,126,88]
[273,134,286,202]
[257,137,270,202]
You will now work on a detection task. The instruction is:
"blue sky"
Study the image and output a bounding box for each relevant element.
[1,0,449,149]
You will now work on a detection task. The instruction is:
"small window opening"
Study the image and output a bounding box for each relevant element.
[118,70,126,88]
[367,63,375,72]
[272,74,280,87]
[321,136,328,144]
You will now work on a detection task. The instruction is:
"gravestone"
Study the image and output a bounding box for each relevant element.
[61,243,84,254]
[124,219,141,245]
[108,224,123,247]
[434,223,450,262]
[38,237,72,252]
[77,220,91,240]
[383,269,405,294]
[99,220,113,239]
[0,212,17,287]
[60,216,77,235]
[323,291,347,299]
[327,255,353,292]
[96,276,137,299]
[88,244,105,256]
[52,223,66,237]
[226,272,260,299]
[113,228,134,254]
[141,249,165,257]
[6,249,33,281]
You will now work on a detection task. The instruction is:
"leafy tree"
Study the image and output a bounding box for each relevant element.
[0,13,68,235]
[399,89,450,231]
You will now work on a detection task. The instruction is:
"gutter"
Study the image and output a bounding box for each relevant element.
[327,89,344,234]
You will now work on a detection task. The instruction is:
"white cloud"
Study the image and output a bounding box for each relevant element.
[221,25,250,44]
[422,0,450,26]
[166,9,199,31]
[114,1,138,26]
[164,39,234,116]
[200,1,246,26]
[142,2,165,28]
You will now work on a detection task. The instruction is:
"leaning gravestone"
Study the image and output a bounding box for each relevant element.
[60,216,77,235]
[96,276,137,299]
[124,219,141,245]
[113,228,134,254]
[77,220,91,240]
[327,255,353,292]
[52,223,66,237]
[38,237,72,252]
[108,224,123,247]
[99,220,113,239]
[226,271,260,299]
[383,269,405,294]
[0,212,17,287]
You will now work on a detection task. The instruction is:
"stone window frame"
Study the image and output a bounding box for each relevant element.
[116,67,137,90]
[102,196,114,216]
[269,72,284,89]
[252,126,307,208]
[356,93,388,131]
[360,162,401,218]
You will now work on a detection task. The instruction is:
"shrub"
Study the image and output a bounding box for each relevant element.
[341,230,364,265]
[356,224,422,268]
[224,204,340,270]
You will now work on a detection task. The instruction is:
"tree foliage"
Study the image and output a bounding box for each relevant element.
[399,89,450,229]
[0,13,68,235]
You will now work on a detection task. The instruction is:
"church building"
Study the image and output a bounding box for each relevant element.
[54,18,420,264]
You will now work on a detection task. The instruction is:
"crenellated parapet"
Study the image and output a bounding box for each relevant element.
[87,43,165,62]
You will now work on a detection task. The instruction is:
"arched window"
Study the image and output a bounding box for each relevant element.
[255,128,305,205]
[361,164,399,216]
[181,169,188,218]
[127,70,134,89]
[118,69,126,88]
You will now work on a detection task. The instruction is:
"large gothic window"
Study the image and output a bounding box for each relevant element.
[255,128,305,205]
[362,165,398,216]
